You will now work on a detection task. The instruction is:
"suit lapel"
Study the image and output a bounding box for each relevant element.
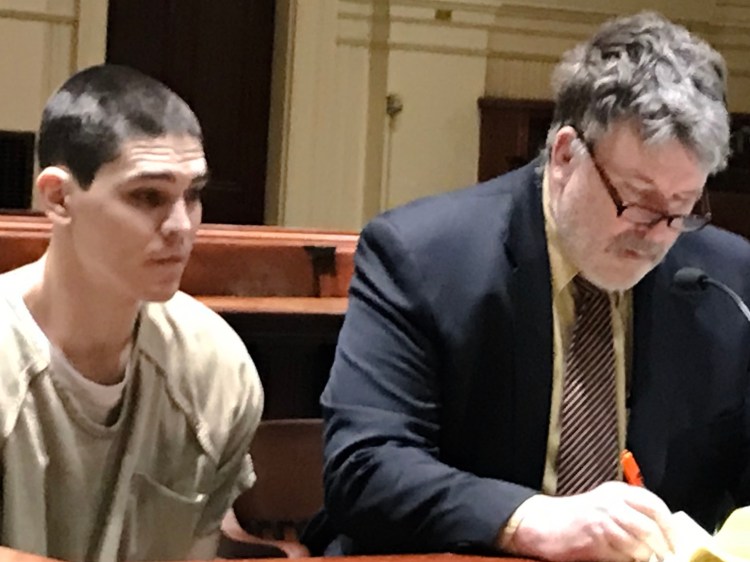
[629,256,702,492]
[504,164,554,489]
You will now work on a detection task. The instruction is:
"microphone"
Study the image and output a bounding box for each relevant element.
[673,267,750,324]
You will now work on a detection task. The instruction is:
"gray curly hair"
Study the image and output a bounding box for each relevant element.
[544,11,730,174]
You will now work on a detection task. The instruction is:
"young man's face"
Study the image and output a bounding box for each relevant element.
[64,134,207,302]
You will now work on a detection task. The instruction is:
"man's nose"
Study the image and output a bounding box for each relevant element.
[638,218,677,246]
[162,199,192,235]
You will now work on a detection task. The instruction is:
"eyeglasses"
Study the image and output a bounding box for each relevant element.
[576,132,712,233]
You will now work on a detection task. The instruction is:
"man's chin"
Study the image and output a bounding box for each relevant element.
[584,265,653,292]
[141,284,181,303]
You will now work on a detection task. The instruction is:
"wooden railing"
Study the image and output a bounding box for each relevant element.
[0,215,357,300]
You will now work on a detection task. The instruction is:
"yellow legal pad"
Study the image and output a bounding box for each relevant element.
[690,507,750,562]
[662,508,750,562]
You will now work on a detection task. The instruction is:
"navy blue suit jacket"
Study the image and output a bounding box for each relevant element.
[314,161,750,555]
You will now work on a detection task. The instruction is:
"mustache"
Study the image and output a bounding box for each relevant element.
[608,231,665,260]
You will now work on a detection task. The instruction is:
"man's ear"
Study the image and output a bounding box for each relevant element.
[36,167,75,225]
[548,126,579,197]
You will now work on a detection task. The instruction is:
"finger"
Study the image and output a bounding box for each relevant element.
[653,510,677,554]
[606,500,673,560]
[623,486,673,522]
[622,489,676,555]
[597,514,650,560]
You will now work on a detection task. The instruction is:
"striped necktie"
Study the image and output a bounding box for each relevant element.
[556,275,619,495]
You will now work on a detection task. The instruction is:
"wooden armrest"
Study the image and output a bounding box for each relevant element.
[218,510,310,559]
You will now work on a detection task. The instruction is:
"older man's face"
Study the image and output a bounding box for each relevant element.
[548,122,708,291]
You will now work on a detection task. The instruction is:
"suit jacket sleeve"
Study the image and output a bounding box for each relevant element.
[321,215,536,553]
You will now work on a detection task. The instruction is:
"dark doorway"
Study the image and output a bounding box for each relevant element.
[107,0,276,225]
[0,131,35,210]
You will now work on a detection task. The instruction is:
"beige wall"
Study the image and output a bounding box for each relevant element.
[0,0,107,207]
[269,0,497,229]
[269,0,750,230]
[484,1,750,107]
[0,0,108,133]
[1,1,748,225]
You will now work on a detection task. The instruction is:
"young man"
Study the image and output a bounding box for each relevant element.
[310,11,750,561]
[0,65,263,560]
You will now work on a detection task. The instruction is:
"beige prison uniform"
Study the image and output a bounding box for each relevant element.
[0,278,263,561]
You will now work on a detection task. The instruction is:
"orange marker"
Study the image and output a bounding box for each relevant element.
[621,449,644,487]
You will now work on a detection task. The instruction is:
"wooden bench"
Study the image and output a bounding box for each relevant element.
[0,214,356,299]
[0,213,359,419]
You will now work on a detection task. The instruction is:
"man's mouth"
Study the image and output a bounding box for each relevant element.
[150,255,187,265]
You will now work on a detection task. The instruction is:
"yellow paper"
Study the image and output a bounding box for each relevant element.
[713,507,750,559]
[670,507,750,562]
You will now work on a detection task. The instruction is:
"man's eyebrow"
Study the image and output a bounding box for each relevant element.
[126,171,177,183]
[191,172,210,187]
[616,172,701,202]
[124,171,210,185]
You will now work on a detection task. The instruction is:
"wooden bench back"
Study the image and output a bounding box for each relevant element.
[0,215,358,298]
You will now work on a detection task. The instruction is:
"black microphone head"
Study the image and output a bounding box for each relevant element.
[673,267,710,292]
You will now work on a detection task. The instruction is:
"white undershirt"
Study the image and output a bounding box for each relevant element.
[50,344,130,426]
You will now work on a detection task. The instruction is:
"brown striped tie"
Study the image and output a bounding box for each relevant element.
[556,275,619,495]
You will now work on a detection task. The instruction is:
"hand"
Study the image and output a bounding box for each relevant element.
[507,482,675,562]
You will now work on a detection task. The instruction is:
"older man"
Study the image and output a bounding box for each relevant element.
[0,65,263,561]
[311,11,750,561]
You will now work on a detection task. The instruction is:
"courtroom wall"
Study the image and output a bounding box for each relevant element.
[1,1,748,231]
[0,0,107,209]
[270,0,750,230]
[0,0,108,133]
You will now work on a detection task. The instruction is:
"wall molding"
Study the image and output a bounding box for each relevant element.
[69,0,81,75]
[717,0,750,7]
[340,11,750,43]
[344,0,747,22]
[0,1,94,76]
[0,8,75,24]
[338,1,750,82]
[340,0,750,30]
[341,0,508,14]
[340,12,588,40]
[338,38,750,78]
[265,0,298,225]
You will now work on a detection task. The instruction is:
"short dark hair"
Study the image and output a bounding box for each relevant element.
[38,64,202,188]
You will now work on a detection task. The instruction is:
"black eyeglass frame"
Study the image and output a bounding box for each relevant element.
[573,128,712,233]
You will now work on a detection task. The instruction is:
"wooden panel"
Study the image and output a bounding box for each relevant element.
[106,0,275,225]
[0,213,53,273]
[0,131,34,210]
[708,113,750,196]
[0,216,357,298]
[199,297,347,316]
[477,97,553,182]
[710,191,750,240]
